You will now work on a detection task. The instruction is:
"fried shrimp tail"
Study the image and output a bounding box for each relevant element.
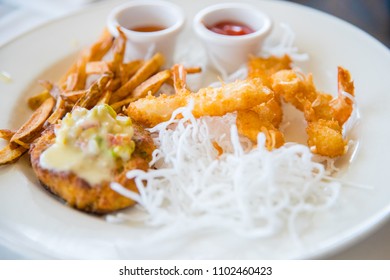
[329,66,355,125]
[127,78,273,127]
[272,66,355,157]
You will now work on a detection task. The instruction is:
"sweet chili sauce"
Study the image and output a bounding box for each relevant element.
[130,25,166,32]
[206,21,254,36]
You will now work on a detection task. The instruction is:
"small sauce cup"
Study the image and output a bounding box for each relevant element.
[193,3,272,75]
[107,0,185,65]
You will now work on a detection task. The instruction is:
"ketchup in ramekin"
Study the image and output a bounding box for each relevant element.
[207,21,255,36]
[193,3,272,74]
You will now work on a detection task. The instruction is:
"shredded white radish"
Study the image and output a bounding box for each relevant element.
[262,23,309,61]
[108,101,341,242]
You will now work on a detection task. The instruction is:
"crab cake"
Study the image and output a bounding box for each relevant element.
[29,105,155,214]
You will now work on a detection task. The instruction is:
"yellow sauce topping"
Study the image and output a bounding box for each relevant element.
[40,105,135,185]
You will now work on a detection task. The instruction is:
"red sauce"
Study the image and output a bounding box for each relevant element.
[130,25,166,32]
[207,21,254,36]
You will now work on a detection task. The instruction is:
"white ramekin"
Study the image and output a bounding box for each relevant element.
[107,0,185,65]
[193,3,272,75]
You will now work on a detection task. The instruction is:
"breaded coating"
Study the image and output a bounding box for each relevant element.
[236,109,285,150]
[306,119,347,157]
[271,66,355,157]
[127,78,273,127]
[237,55,291,148]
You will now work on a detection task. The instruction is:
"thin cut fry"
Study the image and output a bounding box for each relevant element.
[0,129,15,141]
[111,53,165,103]
[186,67,202,74]
[107,78,122,92]
[58,28,113,87]
[119,60,144,85]
[96,90,112,105]
[133,69,171,99]
[111,69,171,111]
[46,97,67,125]
[27,90,51,110]
[73,75,110,109]
[60,90,87,104]
[88,28,114,62]
[68,53,89,91]
[0,144,27,165]
[86,61,112,75]
[111,28,127,77]
[10,97,55,148]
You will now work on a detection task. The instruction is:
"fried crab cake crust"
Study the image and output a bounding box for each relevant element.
[29,123,155,214]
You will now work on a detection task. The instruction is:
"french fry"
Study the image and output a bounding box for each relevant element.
[0,129,15,141]
[46,97,67,126]
[88,28,114,62]
[111,69,171,112]
[58,28,114,88]
[119,60,144,85]
[60,90,87,104]
[42,81,62,99]
[111,52,165,103]
[27,90,51,110]
[111,28,127,77]
[96,90,112,106]
[73,75,111,109]
[86,61,112,75]
[0,144,27,165]
[186,67,202,74]
[133,69,171,99]
[172,64,187,93]
[73,53,89,91]
[107,78,122,92]
[10,97,55,148]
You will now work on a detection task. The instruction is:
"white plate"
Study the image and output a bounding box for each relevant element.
[1,0,390,259]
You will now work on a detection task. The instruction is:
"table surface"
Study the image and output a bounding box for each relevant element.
[0,0,389,260]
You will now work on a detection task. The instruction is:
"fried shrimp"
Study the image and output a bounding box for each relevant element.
[271,66,355,157]
[304,67,355,126]
[236,55,292,149]
[236,108,285,150]
[127,78,273,127]
[248,54,292,88]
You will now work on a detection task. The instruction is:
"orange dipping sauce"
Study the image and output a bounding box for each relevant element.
[130,25,166,32]
[206,21,254,36]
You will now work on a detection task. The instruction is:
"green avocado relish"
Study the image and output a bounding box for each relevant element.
[40,104,135,185]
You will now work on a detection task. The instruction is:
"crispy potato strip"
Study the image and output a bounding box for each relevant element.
[0,129,15,141]
[73,75,111,109]
[86,61,112,75]
[0,144,28,166]
[46,97,67,126]
[111,53,165,103]
[10,97,55,148]
[111,69,171,111]
[27,90,51,110]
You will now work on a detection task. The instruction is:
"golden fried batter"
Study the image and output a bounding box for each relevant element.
[127,78,273,127]
[271,66,355,157]
[236,55,292,148]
